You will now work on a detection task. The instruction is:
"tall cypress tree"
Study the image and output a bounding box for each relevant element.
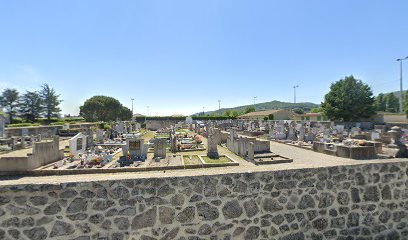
[40,84,62,120]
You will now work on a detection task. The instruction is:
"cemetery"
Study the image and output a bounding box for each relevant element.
[1,116,408,176]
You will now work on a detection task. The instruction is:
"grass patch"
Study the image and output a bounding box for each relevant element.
[202,156,231,164]
[183,155,200,165]
[143,131,155,142]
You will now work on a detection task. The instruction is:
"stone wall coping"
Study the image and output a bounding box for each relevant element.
[0,158,406,190]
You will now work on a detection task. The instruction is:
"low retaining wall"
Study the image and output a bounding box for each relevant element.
[5,123,97,138]
[0,136,63,172]
[0,161,407,239]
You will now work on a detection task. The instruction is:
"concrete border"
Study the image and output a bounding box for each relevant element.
[198,154,239,168]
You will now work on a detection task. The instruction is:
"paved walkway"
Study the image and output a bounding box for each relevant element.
[0,137,405,186]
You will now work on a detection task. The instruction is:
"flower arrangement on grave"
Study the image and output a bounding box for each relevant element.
[194,135,202,144]
[90,156,103,164]
[127,149,131,160]
[67,153,75,162]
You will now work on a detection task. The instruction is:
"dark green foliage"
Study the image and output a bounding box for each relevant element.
[40,84,62,120]
[374,93,386,112]
[245,106,256,114]
[293,108,304,114]
[385,93,399,112]
[310,107,322,113]
[321,75,375,121]
[79,95,131,122]
[0,88,20,123]
[268,114,274,120]
[19,91,43,122]
[120,106,132,121]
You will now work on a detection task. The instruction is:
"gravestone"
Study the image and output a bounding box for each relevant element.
[87,129,94,147]
[287,122,297,141]
[21,128,29,136]
[185,116,193,124]
[117,122,125,133]
[124,136,146,160]
[207,127,219,158]
[154,138,167,159]
[297,123,305,142]
[135,123,141,130]
[275,122,286,140]
[96,129,105,143]
[69,133,87,156]
[248,142,255,160]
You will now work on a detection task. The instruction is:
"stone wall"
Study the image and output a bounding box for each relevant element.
[5,123,98,138]
[0,161,407,239]
[0,136,63,172]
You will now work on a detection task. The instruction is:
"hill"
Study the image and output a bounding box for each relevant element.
[194,100,320,116]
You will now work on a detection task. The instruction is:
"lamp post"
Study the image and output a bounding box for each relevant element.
[253,96,257,106]
[397,56,408,114]
[203,107,205,116]
[218,100,221,115]
[131,98,134,119]
[293,85,299,104]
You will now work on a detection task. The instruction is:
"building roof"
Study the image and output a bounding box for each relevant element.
[238,109,289,118]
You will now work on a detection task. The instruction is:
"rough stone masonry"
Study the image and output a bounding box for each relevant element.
[0,161,407,239]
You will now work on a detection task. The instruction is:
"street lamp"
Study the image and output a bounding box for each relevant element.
[293,85,299,104]
[253,96,257,106]
[131,98,134,119]
[397,56,408,114]
[218,100,221,112]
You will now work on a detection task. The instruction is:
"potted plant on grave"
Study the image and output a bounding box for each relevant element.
[67,153,75,162]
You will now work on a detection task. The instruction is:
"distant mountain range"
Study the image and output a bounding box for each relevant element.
[194,100,320,116]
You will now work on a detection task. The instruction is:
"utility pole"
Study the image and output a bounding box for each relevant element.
[293,85,299,104]
[397,56,408,114]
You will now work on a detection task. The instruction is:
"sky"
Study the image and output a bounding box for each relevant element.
[0,0,407,116]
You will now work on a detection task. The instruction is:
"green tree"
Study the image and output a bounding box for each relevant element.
[80,95,127,122]
[385,93,399,112]
[310,107,322,113]
[293,108,304,114]
[321,75,375,121]
[40,84,62,120]
[244,106,256,114]
[119,106,132,120]
[19,91,43,122]
[268,114,274,120]
[374,93,386,111]
[0,88,20,123]
[404,91,408,115]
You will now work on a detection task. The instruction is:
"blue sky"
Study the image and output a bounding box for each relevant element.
[0,0,407,116]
